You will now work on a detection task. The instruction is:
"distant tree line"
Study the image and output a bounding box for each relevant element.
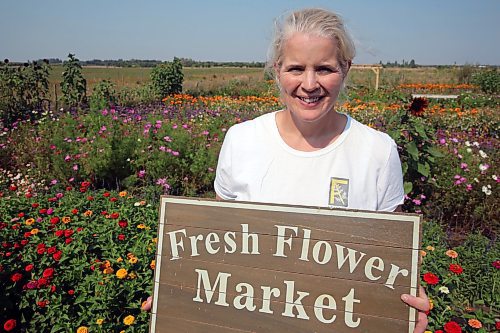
[5,57,265,68]
[379,59,418,68]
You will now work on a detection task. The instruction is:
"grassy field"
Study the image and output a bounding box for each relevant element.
[46,65,469,102]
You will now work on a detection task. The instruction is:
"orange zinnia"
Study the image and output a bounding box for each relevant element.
[445,250,458,259]
[468,319,482,328]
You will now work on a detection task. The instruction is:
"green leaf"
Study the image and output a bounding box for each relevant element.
[404,181,413,194]
[426,145,445,158]
[407,141,419,160]
[417,162,430,177]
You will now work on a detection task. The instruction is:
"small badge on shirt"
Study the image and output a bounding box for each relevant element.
[329,177,349,207]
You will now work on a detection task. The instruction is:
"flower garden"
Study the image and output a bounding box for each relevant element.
[0,73,499,332]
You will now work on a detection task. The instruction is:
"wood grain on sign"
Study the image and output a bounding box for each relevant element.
[150,197,422,333]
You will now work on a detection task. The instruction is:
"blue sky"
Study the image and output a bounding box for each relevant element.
[1,0,499,65]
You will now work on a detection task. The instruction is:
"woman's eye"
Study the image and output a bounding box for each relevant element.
[317,67,334,74]
[287,67,303,73]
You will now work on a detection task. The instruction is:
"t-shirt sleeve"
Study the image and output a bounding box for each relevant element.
[214,127,237,200]
[377,140,405,211]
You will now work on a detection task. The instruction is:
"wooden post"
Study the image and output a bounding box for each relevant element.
[351,65,383,91]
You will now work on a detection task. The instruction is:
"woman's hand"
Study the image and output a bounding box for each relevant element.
[141,296,153,311]
[401,285,429,333]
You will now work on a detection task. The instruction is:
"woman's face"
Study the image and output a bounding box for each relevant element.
[276,32,346,123]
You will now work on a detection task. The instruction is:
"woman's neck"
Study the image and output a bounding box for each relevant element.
[275,109,347,152]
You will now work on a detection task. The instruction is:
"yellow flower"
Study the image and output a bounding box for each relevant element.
[119,331,125,333]
[468,319,482,328]
[428,298,434,310]
[424,331,432,333]
[117,257,123,263]
[445,249,458,259]
[116,268,128,279]
[84,210,93,217]
[128,272,137,279]
[62,216,71,224]
[129,257,138,264]
[76,327,88,333]
[152,238,158,244]
[25,218,35,226]
[425,245,435,251]
[126,252,134,259]
[119,191,127,197]
[30,228,39,235]
[420,250,427,257]
[123,315,135,325]
[96,318,104,325]
[150,260,156,270]
[137,224,146,229]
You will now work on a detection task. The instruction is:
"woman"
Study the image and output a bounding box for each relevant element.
[214,8,430,333]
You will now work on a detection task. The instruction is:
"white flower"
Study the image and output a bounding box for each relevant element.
[465,141,471,147]
[473,141,480,147]
[466,148,472,153]
[493,175,498,181]
[479,150,488,158]
[482,186,492,195]
[134,202,141,207]
[479,164,489,172]
[439,286,450,294]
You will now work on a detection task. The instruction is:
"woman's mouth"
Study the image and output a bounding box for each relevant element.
[297,96,323,104]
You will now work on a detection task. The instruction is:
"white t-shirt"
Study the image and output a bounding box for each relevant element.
[214,111,404,211]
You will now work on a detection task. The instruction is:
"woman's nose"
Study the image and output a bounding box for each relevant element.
[301,70,319,91]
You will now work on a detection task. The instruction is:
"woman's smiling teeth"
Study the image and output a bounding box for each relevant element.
[298,96,322,103]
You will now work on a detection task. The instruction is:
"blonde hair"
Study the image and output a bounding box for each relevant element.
[266,8,356,78]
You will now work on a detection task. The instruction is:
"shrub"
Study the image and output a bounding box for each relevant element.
[60,54,87,108]
[89,80,117,111]
[150,57,183,98]
[472,69,499,95]
[0,59,51,127]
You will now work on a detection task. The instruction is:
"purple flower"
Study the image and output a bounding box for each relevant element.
[138,170,146,178]
[412,199,421,206]
[460,163,468,170]
[47,208,54,215]
[439,138,446,145]
[465,184,473,191]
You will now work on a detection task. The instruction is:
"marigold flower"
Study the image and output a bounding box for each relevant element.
[30,228,39,235]
[116,268,128,279]
[96,318,104,325]
[117,257,123,263]
[445,250,458,258]
[128,272,137,279]
[76,326,88,333]
[129,257,138,264]
[83,210,92,217]
[420,250,427,257]
[103,267,114,274]
[428,298,434,310]
[25,218,35,226]
[119,191,127,197]
[62,216,71,224]
[137,223,146,229]
[468,319,482,328]
[426,245,435,251]
[150,260,156,270]
[123,315,135,325]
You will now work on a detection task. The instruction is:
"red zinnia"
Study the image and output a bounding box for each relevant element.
[492,260,500,269]
[53,250,62,261]
[423,272,439,285]
[118,234,126,241]
[496,321,500,330]
[64,229,74,238]
[25,264,34,272]
[110,212,119,219]
[118,220,128,228]
[65,238,73,244]
[50,217,60,225]
[103,192,111,197]
[37,300,47,308]
[32,203,40,208]
[42,267,54,278]
[444,320,462,333]
[449,264,463,275]
[10,272,23,282]
[47,246,57,254]
[37,277,49,287]
[55,230,64,237]
[71,209,78,214]
[3,319,16,331]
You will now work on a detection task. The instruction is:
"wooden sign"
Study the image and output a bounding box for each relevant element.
[150,196,422,333]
